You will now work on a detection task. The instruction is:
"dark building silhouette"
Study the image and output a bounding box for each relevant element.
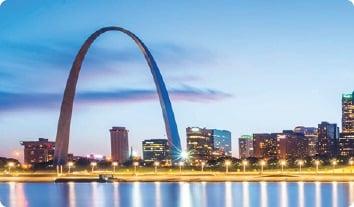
[294,126,318,156]
[277,130,309,159]
[142,139,170,162]
[110,127,129,163]
[239,135,254,158]
[253,133,278,158]
[317,122,340,158]
[340,92,354,156]
[20,138,55,164]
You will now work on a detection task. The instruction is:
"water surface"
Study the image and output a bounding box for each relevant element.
[0,182,353,207]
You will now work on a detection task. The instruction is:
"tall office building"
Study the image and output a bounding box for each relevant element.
[317,122,339,158]
[186,127,213,164]
[110,127,129,163]
[142,139,170,162]
[239,135,254,158]
[294,126,318,156]
[253,133,278,159]
[20,138,55,164]
[340,92,354,156]
[342,92,354,136]
[211,129,232,157]
[277,130,309,159]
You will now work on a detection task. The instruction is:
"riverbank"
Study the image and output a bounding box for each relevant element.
[0,172,353,183]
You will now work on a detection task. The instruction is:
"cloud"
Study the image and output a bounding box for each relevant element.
[0,87,232,112]
[349,0,354,6]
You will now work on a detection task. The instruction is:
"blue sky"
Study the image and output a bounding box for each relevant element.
[1,0,354,160]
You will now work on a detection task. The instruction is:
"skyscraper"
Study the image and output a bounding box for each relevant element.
[238,135,254,158]
[186,127,213,164]
[142,139,170,162]
[20,138,55,164]
[342,92,354,136]
[277,130,309,159]
[340,92,354,156]
[317,122,340,158]
[211,129,232,157]
[253,133,278,159]
[294,126,318,157]
[110,127,129,163]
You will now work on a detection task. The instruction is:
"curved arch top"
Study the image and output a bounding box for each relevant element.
[54,26,182,165]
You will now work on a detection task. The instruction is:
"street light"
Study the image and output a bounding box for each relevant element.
[314,160,320,174]
[90,162,97,173]
[112,162,118,174]
[7,162,15,174]
[201,161,206,173]
[67,162,74,174]
[242,160,248,174]
[331,159,337,174]
[179,161,184,174]
[225,160,231,174]
[260,160,266,175]
[154,161,160,174]
[349,159,353,173]
[280,160,286,173]
[297,160,304,173]
[133,162,139,175]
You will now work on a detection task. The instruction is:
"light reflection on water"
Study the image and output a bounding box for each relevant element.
[0,182,352,207]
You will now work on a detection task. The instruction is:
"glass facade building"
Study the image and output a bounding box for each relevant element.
[317,122,340,158]
[340,92,354,156]
[238,135,253,158]
[211,129,232,157]
[142,139,170,162]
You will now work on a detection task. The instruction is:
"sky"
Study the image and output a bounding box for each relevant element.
[1,0,354,161]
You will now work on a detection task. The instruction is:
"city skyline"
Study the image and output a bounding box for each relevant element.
[1,1,354,160]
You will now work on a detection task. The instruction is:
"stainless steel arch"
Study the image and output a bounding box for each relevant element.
[53,26,182,165]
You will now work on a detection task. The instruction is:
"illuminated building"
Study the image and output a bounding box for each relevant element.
[110,127,129,163]
[186,127,213,164]
[142,139,170,162]
[294,126,318,157]
[238,135,254,158]
[20,138,55,164]
[277,130,309,159]
[211,129,232,157]
[317,122,340,158]
[340,92,354,156]
[253,133,278,158]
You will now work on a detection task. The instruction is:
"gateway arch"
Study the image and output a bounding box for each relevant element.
[54,26,182,165]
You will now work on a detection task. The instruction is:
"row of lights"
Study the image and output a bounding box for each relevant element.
[4,159,354,174]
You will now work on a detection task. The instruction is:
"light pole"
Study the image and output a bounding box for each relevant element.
[260,160,266,175]
[90,162,97,173]
[298,160,304,173]
[315,160,320,174]
[201,161,205,173]
[7,162,15,174]
[280,160,286,173]
[349,160,353,173]
[332,160,337,174]
[225,160,231,174]
[133,162,139,175]
[154,161,160,174]
[112,162,118,174]
[67,162,74,174]
[179,161,184,175]
[242,160,248,174]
